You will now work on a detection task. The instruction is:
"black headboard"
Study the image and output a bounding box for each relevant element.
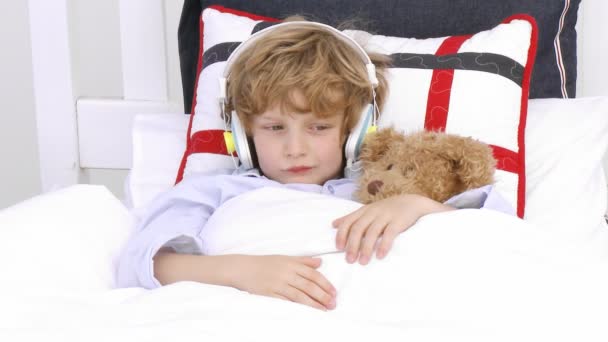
[178,0,581,113]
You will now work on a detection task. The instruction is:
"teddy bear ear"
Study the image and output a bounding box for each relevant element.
[358,127,404,162]
[440,135,497,188]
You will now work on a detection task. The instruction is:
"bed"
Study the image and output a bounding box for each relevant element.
[5,0,608,341]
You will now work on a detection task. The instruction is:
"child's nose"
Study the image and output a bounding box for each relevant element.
[284,131,307,157]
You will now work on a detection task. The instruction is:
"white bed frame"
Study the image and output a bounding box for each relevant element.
[27,0,608,193]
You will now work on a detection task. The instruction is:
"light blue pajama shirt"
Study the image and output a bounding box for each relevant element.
[116,168,515,289]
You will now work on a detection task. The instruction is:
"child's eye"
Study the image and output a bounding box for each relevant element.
[265,125,283,131]
[386,164,393,170]
[311,124,331,131]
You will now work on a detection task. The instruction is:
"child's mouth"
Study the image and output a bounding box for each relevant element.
[286,166,313,173]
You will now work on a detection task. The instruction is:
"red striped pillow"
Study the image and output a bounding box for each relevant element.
[346,15,538,217]
[177,6,537,217]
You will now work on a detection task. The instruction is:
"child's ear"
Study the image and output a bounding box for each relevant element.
[440,135,496,188]
[359,127,404,163]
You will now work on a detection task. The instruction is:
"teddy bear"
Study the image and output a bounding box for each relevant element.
[355,127,496,204]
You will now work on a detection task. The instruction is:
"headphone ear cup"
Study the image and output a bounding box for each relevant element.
[344,103,374,163]
[224,131,236,155]
[230,111,254,169]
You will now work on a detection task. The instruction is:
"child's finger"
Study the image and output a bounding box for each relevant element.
[345,214,375,263]
[358,220,387,265]
[376,222,400,259]
[332,216,343,228]
[335,210,363,250]
[295,268,336,308]
[332,206,363,228]
[298,263,336,294]
[278,286,327,311]
[335,227,348,251]
[298,256,322,268]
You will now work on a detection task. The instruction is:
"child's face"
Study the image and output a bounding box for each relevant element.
[250,103,345,185]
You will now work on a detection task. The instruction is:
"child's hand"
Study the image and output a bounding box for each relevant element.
[231,255,337,311]
[333,194,454,265]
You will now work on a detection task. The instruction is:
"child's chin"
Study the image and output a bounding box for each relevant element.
[282,175,323,185]
[288,178,319,185]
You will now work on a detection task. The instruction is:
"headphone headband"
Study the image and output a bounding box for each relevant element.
[219,21,379,102]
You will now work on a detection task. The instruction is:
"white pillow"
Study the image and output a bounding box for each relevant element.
[126,113,190,209]
[524,96,608,238]
[0,185,134,293]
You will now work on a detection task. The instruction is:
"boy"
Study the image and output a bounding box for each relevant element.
[117,21,510,311]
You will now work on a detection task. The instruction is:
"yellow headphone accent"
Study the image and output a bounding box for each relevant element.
[223,131,236,154]
[360,125,377,145]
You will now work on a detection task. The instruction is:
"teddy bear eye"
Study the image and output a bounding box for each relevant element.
[386,164,393,170]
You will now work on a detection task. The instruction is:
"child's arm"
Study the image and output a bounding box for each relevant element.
[117,173,259,289]
[153,251,337,311]
[117,173,337,311]
[332,194,454,265]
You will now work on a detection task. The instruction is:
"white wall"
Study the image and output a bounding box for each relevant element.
[0,1,41,209]
[577,0,608,97]
[577,0,608,203]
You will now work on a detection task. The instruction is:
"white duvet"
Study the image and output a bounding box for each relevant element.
[2,186,608,342]
[203,188,608,322]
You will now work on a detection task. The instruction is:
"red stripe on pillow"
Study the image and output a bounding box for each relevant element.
[424,35,471,131]
[190,129,230,155]
[504,14,539,218]
[176,13,207,184]
[490,145,519,174]
[207,5,280,21]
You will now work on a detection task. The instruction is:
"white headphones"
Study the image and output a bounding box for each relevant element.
[219,21,379,170]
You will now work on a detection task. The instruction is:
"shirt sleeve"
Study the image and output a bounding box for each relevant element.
[115,173,261,289]
[443,185,516,216]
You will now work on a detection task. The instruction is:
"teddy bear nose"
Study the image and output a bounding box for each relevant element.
[367,180,384,195]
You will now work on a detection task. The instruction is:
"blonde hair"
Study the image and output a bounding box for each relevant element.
[225,19,389,135]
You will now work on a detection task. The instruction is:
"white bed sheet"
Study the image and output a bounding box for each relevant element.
[3,281,606,342]
[2,186,608,342]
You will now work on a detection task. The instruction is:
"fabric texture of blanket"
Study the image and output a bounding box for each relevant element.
[3,186,608,341]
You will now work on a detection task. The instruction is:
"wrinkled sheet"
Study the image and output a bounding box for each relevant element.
[3,187,608,342]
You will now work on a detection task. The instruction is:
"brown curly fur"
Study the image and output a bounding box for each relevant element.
[355,128,496,204]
